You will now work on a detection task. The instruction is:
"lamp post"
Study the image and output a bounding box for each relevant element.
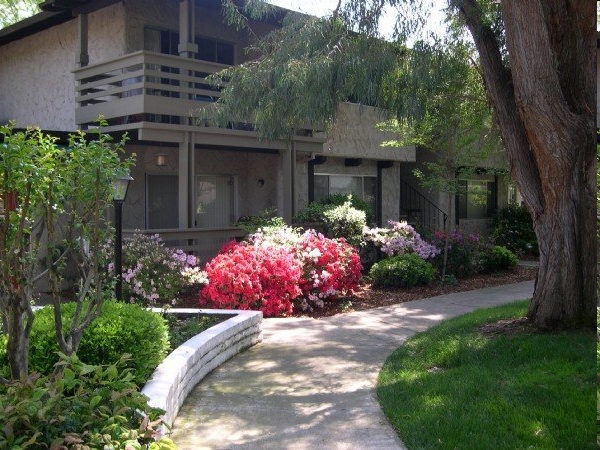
[112,171,133,301]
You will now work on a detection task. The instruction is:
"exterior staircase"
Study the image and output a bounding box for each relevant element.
[400,180,447,231]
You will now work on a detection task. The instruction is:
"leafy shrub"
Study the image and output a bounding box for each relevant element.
[295,193,374,225]
[369,254,435,288]
[237,206,286,234]
[321,198,367,247]
[364,220,440,260]
[23,301,169,385]
[0,353,176,449]
[491,204,538,256]
[107,232,201,306]
[478,245,518,272]
[428,229,486,277]
[199,242,303,317]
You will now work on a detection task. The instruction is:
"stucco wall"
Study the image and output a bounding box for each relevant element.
[0,4,125,130]
[322,103,415,162]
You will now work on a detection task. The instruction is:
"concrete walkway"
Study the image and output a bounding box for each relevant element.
[170,281,535,449]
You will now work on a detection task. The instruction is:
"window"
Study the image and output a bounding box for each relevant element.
[195,175,236,228]
[196,37,235,65]
[314,174,376,210]
[144,28,235,65]
[457,179,497,219]
[146,174,179,229]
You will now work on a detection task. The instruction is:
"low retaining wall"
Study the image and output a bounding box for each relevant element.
[141,309,263,428]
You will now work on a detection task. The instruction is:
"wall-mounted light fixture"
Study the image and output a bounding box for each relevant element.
[155,153,167,167]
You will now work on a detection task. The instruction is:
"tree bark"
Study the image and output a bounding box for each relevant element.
[455,0,597,329]
[5,294,33,379]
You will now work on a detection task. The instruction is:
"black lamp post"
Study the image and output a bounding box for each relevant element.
[112,171,133,301]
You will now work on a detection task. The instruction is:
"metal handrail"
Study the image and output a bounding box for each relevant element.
[400,180,448,231]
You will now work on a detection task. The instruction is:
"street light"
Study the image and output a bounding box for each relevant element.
[112,170,133,301]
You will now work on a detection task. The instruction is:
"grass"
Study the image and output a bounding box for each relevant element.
[377,300,596,449]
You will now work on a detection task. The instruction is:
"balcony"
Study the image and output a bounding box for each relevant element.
[73,51,322,148]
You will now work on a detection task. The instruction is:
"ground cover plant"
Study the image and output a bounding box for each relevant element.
[0,353,176,449]
[377,300,596,449]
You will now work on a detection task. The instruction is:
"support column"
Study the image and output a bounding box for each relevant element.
[377,161,394,227]
[178,0,198,57]
[280,144,294,223]
[178,138,190,229]
[77,13,89,67]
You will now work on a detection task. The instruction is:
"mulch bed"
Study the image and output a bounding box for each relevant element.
[179,265,537,319]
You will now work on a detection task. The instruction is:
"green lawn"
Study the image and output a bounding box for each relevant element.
[377,301,596,449]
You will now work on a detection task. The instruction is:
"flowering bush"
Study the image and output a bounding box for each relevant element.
[200,227,362,315]
[111,232,203,306]
[364,221,440,260]
[428,229,486,277]
[199,242,302,317]
[295,230,362,311]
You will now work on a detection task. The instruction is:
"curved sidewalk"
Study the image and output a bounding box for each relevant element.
[170,281,534,449]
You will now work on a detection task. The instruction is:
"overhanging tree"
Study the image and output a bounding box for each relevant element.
[0,0,40,28]
[213,0,595,330]
[378,39,503,278]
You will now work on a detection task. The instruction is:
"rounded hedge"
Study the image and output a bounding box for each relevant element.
[369,253,435,288]
[478,245,518,273]
[25,301,169,385]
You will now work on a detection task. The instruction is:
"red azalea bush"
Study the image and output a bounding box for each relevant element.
[296,230,362,311]
[199,242,302,317]
[199,227,363,317]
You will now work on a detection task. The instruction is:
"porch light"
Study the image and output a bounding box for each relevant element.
[112,170,133,301]
[155,153,167,167]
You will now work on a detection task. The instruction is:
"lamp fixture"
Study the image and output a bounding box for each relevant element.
[111,170,133,202]
[155,153,167,167]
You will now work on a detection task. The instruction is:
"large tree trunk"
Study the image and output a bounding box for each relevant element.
[456,0,597,329]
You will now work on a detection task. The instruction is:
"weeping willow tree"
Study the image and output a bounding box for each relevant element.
[378,39,504,278]
[212,0,596,330]
[0,0,40,28]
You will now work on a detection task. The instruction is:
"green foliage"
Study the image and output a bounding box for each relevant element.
[322,198,367,247]
[0,0,40,28]
[491,204,538,256]
[0,353,176,449]
[236,207,286,234]
[165,314,220,352]
[478,245,518,273]
[16,301,169,386]
[369,253,434,288]
[294,194,373,247]
[378,301,596,449]
[209,6,401,140]
[0,122,133,378]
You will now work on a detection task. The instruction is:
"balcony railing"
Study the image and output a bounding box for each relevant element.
[73,50,247,130]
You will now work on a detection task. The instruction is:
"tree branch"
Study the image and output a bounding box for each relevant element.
[453,0,544,216]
